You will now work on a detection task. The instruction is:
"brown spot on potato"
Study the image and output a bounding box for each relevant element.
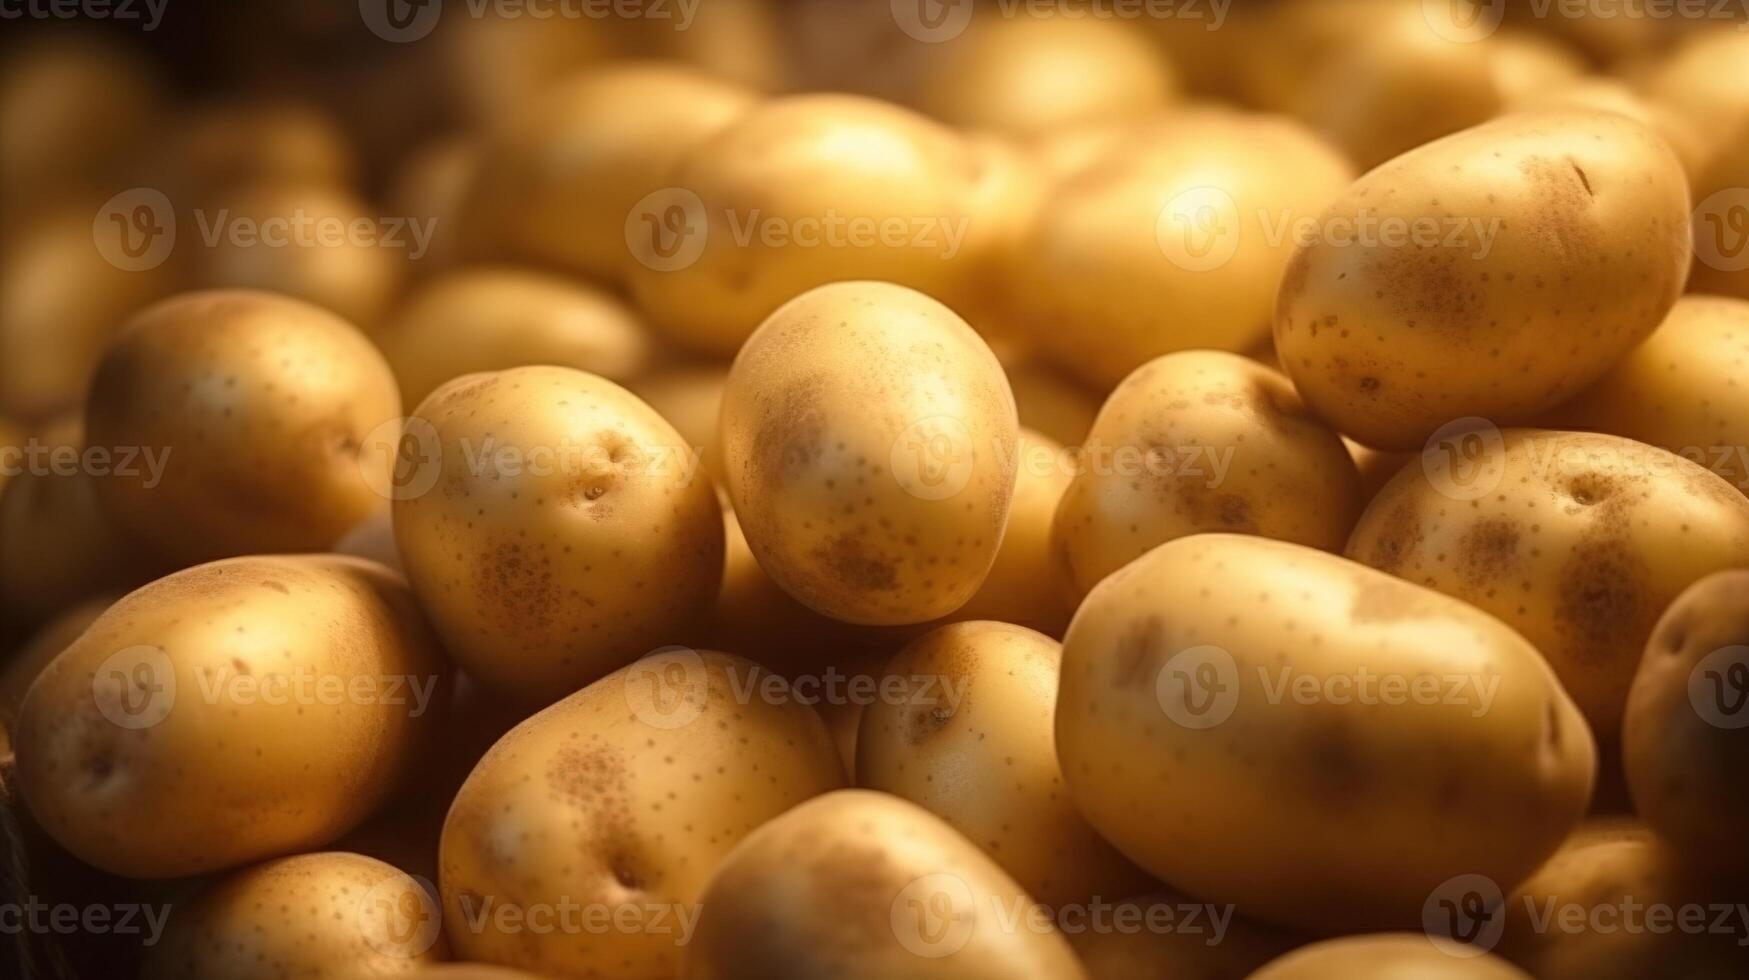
[1113,615,1165,689]
[812,535,898,594]
[1458,518,1521,586]
[1556,540,1651,664]
[1360,496,1421,574]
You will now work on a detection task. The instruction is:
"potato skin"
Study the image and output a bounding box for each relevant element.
[1551,296,1749,497]
[1623,570,1749,869]
[1249,934,1530,979]
[85,289,402,567]
[393,365,723,704]
[1347,429,1749,738]
[438,651,844,978]
[679,789,1087,980]
[13,555,450,878]
[856,621,1150,908]
[1056,534,1595,933]
[719,281,1018,625]
[1052,351,1362,601]
[1275,110,1692,451]
[144,852,446,978]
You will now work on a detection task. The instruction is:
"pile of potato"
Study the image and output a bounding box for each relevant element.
[1,1,1747,978]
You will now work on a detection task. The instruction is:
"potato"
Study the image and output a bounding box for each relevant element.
[143,852,447,978]
[13,555,449,877]
[1551,297,1749,496]
[1052,351,1362,602]
[1488,32,1587,104]
[625,95,1006,356]
[628,364,729,496]
[387,137,481,277]
[393,366,721,703]
[719,281,1018,625]
[0,35,161,198]
[1507,78,1708,184]
[1623,570,1749,869]
[144,100,356,198]
[1644,31,1749,172]
[375,268,653,408]
[1347,429,1749,737]
[1499,834,1748,979]
[0,596,110,754]
[84,290,401,567]
[1056,534,1595,932]
[459,62,756,281]
[1249,934,1530,979]
[705,509,871,661]
[1011,110,1353,388]
[1689,130,1749,301]
[1067,891,1298,980]
[1276,111,1692,450]
[435,9,626,128]
[679,789,1086,979]
[439,650,844,977]
[909,14,1176,138]
[952,429,1074,635]
[857,621,1149,907]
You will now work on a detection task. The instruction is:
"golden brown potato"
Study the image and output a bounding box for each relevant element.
[1506,78,1708,184]
[387,137,481,276]
[1347,429,1749,737]
[1250,934,1530,979]
[0,36,162,199]
[1067,891,1299,980]
[719,281,1018,625]
[143,100,356,198]
[394,366,722,703]
[679,789,1087,979]
[1276,111,1692,450]
[1644,30,1749,172]
[1488,32,1588,104]
[1052,351,1362,601]
[85,290,402,567]
[14,555,450,878]
[439,651,844,977]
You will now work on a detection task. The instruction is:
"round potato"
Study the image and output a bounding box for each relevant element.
[1275,110,1692,451]
[84,289,401,567]
[1623,570,1749,869]
[13,555,450,878]
[625,95,1006,356]
[459,62,756,282]
[143,852,447,978]
[375,267,653,408]
[680,789,1087,979]
[1052,351,1362,601]
[1250,934,1530,979]
[1551,296,1749,497]
[439,650,844,978]
[1507,78,1708,184]
[394,366,722,703]
[1347,429,1749,738]
[719,281,1018,625]
[1011,110,1354,388]
[1057,534,1596,933]
[857,621,1150,908]
[1067,891,1299,980]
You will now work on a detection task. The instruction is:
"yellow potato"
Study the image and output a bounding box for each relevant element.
[704,509,873,663]
[1552,296,1749,496]
[394,365,723,703]
[84,290,401,567]
[14,555,450,877]
[1250,934,1530,979]
[435,9,627,127]
[1488,32,1588,104]
[1689,130,1749,301]
[1067,891,1298,980]
[1644,30,1749,171]
[439,650,844,977]
[143,852,447,978]
[628,364,729,497]
[952,429,1074,635]
[625,95,1005,356]
[1011,110,1353,388]
[679,789,1087,979]
[375,268,653,408]
[1507,78,1708,185]
[719,281,1018,625]
[1056,534,1595,932]
[388,137,481,276]
[145,100,356,198]
[1053,351,1362,601]
[857,621,1149,908]
[1276,111,1692,450]
[1622,570,1749,869]
[459,62,756,281]
[1347,429,1749,737]
[0,595,110,755]
[0,35,161,198]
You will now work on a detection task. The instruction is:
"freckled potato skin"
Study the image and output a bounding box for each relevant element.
[1249,934,1530,979]
[393,366,723,704]
[1623,571,1749,869]
[375,268,652,409]
[144,852,447,979]
[679,789,1087,980]
[719,281,1018,626]
[1053,351,1362,601]
[856,622,1150,908]
[13,555,450,878]
[1551,297,1749,497]
[1275,111,1692,451]
[438,651,844,979]
[1346,429,1749,738]
[1011,111,1353,389]
[85,290,403,568]
[1056,534,1595,933]
[1068,891,1299,980]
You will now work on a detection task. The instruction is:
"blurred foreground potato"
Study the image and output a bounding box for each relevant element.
[0,35,162,200]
